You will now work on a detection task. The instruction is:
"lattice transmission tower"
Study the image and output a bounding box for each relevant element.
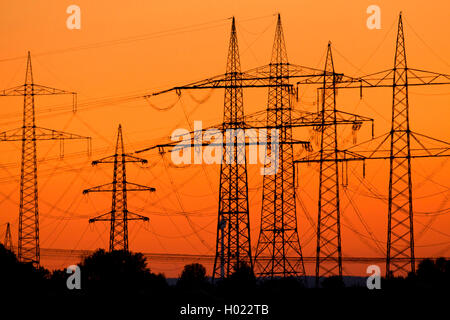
[212,18,252,279]
[314,44,344,282]
[291,43,374,285]
[383,13,450,276]
[386,13,416,276]
[84,124,154,252]
[253,15,306,278]
[138,18,254,280]
[0,52,90,265]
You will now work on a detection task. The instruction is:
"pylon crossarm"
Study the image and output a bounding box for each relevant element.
[0,127,23,141]
[125,182,156,192]
[34,127,90,141]
[0,126,90,141]
[243,62,364,85]
[92,153,147,165]
[244,63,326,79]
[136,132,288,154]
[344,130,450,159]
[121,154,148,164]
[407,68,450,85]
[146,62,354,99]
[409,131,450,157]
[89,212,113,222]
[336,68,450,89]
[126,211,150,221]
[295,149,367,164]
[135,121,254,154]
[244,109,373,130]
[29,84,75,96]
[146,72,294,98]
[83,182,115,194]
[335,110,374,123]
[296,145,450,164]
[349,69,393,88]
[288,139,310,147]
[0,84,27,96]
[0,84,75,96]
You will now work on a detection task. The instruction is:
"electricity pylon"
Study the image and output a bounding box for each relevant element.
[0,52,90,266]
[253,15,306,278]
[138,18,254,280]
[377,13,450,277]
[212,18,252,279]
[4,222,13,251]
[84,124,154,252]
[314,44,343,282]
[386,13,415,277]
[289,43,374,285]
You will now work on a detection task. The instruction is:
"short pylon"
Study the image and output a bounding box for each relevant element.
[84,125,155,252]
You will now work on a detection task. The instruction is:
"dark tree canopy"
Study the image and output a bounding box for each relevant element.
[79,249,166,295]
[177,263,208,289]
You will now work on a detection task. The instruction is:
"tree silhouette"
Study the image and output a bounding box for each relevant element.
[80,249,166,295]
[177,263,209,290]
[412,257,450,289]
[228,262,256,285]
[217,262,256,298]
[0,243,50,295]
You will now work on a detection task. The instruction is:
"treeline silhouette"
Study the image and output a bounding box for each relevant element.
[1,243,448,312]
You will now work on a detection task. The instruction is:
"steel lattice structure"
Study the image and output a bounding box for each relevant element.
[0,52,90,265]
[213,18,253,279]
[138,18,254,280]
[314,44,343,281]
[253,15,305,278]
[387,13,415,276]
[84,125,154,252]
[287,44,374,285]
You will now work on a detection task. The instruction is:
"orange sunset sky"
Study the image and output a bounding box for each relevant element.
[0,0,449,277]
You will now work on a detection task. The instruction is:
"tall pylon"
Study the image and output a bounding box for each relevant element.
[4,222,13,251]
[254,14,306,278]
[0,52,90,265]
[386,12,415,276]
[84,125,154,252]
[212,17,253,280]
[292,43,374,284]
[315,43,343,283]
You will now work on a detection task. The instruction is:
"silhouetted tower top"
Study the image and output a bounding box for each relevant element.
[25,51,33,84]
[270,13,288,64]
